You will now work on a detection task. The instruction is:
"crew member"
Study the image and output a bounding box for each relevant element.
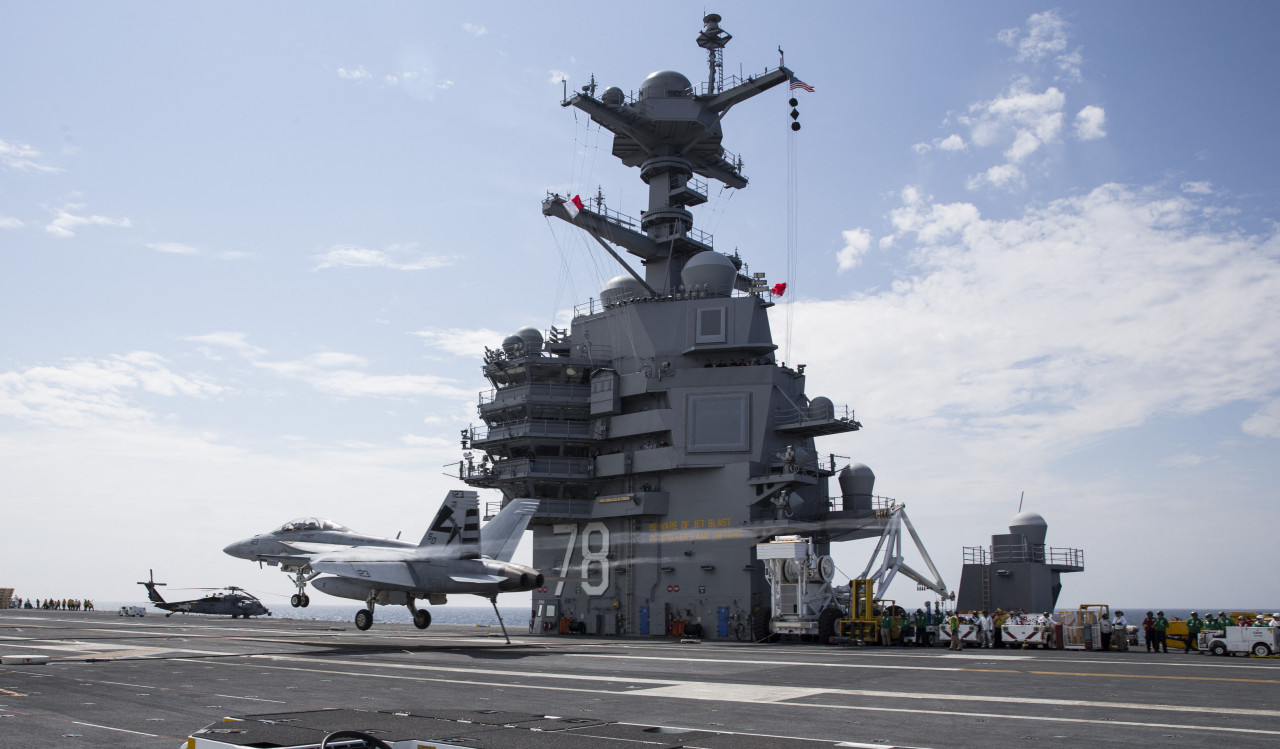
[879,610,894,646]
[1143,611,1156,651]
[913,608,928,646]
[1099,612,1113,651]
[1041,611,1058,648]
[993,609,1007,648]
[1154,610,1170,653]
[1114,610,1129,651]
[1185,611,1204,652]
[948,611,963,650]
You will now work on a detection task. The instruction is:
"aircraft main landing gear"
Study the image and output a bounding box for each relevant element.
[355,609,373,631]
[290,594,311,608]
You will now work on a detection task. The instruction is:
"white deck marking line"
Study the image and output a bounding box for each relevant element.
[568,651,1280,677]
[205,657,1280,738]
[212,693,289,703]
[71,720,163,737]
[98,680,158,689]
[241,654,1280,718]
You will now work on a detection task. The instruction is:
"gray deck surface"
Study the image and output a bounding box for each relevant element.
[2,611,1278,748]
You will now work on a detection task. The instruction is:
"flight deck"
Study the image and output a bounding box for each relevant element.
[2,610,1279,748]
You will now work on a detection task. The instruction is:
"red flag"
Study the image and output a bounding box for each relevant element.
[770,282,787,296]
[564,194,585,218]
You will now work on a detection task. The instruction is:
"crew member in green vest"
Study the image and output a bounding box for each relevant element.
[913,608,929,647]
[1185,612,1204,653]
[1154,610,1170,653]
[879,611,894,646]
[948,612,963,650]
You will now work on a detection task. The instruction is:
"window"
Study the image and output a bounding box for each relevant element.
[687,393,750,452]
[695,306,727,344]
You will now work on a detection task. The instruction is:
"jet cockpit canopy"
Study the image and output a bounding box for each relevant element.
[271,517,351,534]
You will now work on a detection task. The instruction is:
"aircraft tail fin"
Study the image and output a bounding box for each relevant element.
[136,569,167,604]
[418,490,481,559]
[481,498,538,562]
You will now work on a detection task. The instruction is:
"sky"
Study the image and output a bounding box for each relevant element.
[2,2,1278,612]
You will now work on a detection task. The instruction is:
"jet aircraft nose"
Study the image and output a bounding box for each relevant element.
[223,538,255,559]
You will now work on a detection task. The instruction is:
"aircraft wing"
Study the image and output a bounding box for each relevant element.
[310,560,420,589]
[279,541,359,555]
[449,574,506,585]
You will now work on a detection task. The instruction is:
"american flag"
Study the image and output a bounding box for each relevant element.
[789,76,814,93]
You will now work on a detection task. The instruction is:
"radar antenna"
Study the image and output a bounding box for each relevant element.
[696,13,732,93]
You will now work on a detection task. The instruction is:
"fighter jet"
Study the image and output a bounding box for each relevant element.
[224,491,542,640]
[137,570,270,618]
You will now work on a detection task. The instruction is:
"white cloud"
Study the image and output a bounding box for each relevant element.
[966,163,1024,191]
[185,331,266,357]
[1161,453,1205,468]
[1181,181,1213,195]
[999,10,1082,82]
[938,134,966,152]
[312,243,454,271]
[819,183,1280,456]
[1242,398,1280,438]
[549,69,569,84]
[183,331,472,401]
[337,66,371,81]
[462,23,487,36]
[836,228,873,272]
[413,327,507,358]
[0,216,23,229]
[1074,105,1107,140]
[145,241,199,255]
[0,353,225,428]
[0,137,62,173]
[45,203,132,238]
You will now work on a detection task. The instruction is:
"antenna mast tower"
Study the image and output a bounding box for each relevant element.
[697,13,732,93]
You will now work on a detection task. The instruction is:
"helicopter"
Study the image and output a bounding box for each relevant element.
[137,570,270,618]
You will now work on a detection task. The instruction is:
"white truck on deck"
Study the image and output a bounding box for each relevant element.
[1199,626,1279,657]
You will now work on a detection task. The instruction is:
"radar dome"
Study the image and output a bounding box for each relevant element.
[680,251,737,296]
[808,396,834,420]
[515,326,543,354]
[838,463,875,499]
[1009,511,1048,546]
[501,335,523,357]
[600,275,647,306]
[602,86,625,107]
[640,70,692,100]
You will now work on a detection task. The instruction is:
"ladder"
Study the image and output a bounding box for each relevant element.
[980,560,992,613]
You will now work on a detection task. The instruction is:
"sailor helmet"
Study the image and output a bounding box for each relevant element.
[1273,613,1280,618]
[1157,610,1164,615]
[1191,611,1197,615]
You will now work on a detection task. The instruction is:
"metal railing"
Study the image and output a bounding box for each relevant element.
[478,382,591,407]
[828,494,897,515]
[471,419,592,442]
[774,403,857,427]
[966,544,1085,567]
[462,456,592,481]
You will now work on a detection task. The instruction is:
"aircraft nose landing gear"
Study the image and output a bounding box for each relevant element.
[289,568,318,607]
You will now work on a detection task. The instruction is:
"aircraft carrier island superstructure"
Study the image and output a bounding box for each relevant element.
[457,15,894,640]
